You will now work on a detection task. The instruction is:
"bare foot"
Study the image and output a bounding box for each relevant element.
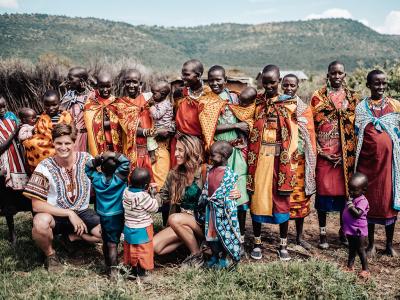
[359,270,371,279]
[319,234,329,250]
[383,246,398,257]
[296,239,312,251]
[366,245,376,258]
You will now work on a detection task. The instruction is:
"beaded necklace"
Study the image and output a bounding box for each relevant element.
[368,96,386,118]
[188,85,204,100]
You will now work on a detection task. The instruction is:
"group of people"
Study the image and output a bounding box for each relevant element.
[0,58,399,280]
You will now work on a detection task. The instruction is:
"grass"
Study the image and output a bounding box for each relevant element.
[0,213,375,299]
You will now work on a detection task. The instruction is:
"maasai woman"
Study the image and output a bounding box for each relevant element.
[170,59,206,167]
[311,61,359,249]
[199,65,254,253]
[23,90,72,172]
[281,74,317,249]
[355,70,400,257]
[84,72,122,157]
[60,66,94,152]
[114,69,153,176]
[0,96,30,244]
[247,65,298,261]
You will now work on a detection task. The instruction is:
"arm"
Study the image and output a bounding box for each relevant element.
[142,193,159,213]
[346,200,363,219]
[85,155,102,179]
[0,125,19,155]
[149,104,169,121]
[215,122,249,134]
[156,172,171,205]
[114,153,130,182]
[31,199,88,235]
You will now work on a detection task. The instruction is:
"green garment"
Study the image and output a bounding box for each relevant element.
[215,91,249,206]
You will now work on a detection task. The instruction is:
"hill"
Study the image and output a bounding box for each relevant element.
[1,13,400,73]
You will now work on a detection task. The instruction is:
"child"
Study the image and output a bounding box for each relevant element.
[200,141,241,268]
[147,81,175,189]
[280,74,317,250]
[18,107,37,142]
[123,167,159,278]
[238,86,257,107]
[342,172,369,278]
[23,90,72,171]
[85,152,130,279]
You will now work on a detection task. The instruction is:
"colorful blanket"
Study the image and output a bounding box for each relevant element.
[23,111,72,170]
[200,166,241,261]
[354,97,400,210]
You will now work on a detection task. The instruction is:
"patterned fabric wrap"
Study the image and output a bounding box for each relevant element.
[84,92,122,157]
[354,97,400,210]
[295,96,317,195]
[0,118,28,190]
[247,94,297,193]
[23,111,72,170]
[114,96,141,165]
[199,166,241,261]
[198,88,255,150]
[311,86,359,197]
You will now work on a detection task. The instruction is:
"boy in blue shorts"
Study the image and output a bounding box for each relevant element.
[85,151,130,279]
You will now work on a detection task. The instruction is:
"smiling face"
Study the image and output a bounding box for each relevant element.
[181,63,201,88]
[124,71,141,98]
[97,74,113,99]
[262,71,280,97]
[208,69,226,94]
[281,76,299,96]
[327,63,346,89]
[174,140,187,166]
[0,97,6,119]
[53,134,75,160]
[367,73,387,100]
[43,95,60,117]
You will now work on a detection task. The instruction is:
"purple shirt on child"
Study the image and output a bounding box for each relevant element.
[342,195,369,237]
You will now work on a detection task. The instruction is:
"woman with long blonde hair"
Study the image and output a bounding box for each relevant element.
[153,134,206,266]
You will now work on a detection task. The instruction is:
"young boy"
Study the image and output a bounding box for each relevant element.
[280,74,317,250]
[200,141,241,268]
[84,72,122,157]
[23,90,72,171]
[85,151,130,279]
[342,172,369,278]
[147,81,175,189]
[18,107,37,142]
[123,167,159,278]
[61,66,94,152]
[247,65,298,261]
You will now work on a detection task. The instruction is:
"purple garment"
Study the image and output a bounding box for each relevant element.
[342,195,369,237]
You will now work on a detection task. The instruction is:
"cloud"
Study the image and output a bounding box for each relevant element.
[375,11,400,35]
[305,8,352,20]
[0,0,18,9]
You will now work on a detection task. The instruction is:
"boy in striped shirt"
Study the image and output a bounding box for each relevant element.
[122,167,159,278]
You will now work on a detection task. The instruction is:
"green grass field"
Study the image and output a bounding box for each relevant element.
[0,213,375,299]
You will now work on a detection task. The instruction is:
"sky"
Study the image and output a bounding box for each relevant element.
[0,0,399,34]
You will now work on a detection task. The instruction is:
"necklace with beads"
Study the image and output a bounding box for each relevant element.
[188,85,204,100]
[368,96,386,118]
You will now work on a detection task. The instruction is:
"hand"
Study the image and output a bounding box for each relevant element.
[235,122,249,134]
[229,188,241,200]
[147,98,155,106]
[94,155,103,167]
[68,210,87,236]
[156,128,169,138]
